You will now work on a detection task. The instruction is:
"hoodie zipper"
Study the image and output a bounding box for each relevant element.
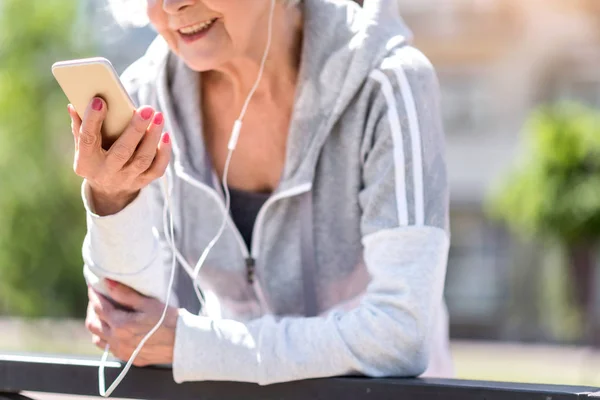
[175,164,250,258]
[247,182,313,282]
[175,164,312,310]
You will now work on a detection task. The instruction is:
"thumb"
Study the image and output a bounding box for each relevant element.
[105,279,147,311]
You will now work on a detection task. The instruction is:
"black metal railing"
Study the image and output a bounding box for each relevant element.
[1,353,598,400]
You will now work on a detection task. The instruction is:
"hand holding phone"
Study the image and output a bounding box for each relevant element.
[52,57,137,146]
[53,57,172,216]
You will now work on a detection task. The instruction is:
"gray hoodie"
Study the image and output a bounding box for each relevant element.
[82,0,453,385]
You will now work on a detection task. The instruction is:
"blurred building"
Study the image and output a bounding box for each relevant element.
[82,0,600,342]
[396,0,600,340]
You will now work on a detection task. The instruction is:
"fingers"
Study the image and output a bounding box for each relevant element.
[110,345,150,367]
[86,285,154,361]
[88,286,116,321]
[105,279,148,311]
[73,98,106,177]
[85,299,111,348]
[92,335,107,350]
[86,284,174,366]
[105,107,155,172]
[126,112,164,174]
[78,98,106,156]
[140,132,172,184]
[87,318,111,341]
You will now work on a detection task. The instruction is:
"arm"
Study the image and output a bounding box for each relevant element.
[171,47,450,385]
[80,59,176,305]
[82,177,176,305]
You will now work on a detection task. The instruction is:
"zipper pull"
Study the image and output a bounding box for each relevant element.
[246,257,256,284]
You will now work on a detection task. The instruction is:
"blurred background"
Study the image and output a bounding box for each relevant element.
[2,0,600,390]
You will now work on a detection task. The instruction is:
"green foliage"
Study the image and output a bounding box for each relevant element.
[488,103,600,246]
[0,0,95,317]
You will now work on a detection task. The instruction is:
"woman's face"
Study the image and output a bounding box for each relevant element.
[147,0,273,71]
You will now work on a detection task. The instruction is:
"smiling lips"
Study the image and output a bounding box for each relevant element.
[178,18,218,37]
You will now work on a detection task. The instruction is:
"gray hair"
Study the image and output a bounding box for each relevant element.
[108,0,302,27]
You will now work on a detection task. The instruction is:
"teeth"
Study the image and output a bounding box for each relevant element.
[179,19,217,35]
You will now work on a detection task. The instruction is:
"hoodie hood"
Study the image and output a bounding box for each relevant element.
[278,0,413,188]
[297,0,412,118]
[295,0,412,120]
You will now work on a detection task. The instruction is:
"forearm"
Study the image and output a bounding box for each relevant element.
[171,227,449,385]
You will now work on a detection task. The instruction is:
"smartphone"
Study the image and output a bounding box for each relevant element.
[52,57,136,147]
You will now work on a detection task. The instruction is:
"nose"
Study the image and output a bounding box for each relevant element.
[162,0,195,13]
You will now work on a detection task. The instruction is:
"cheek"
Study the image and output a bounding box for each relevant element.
[220,13,258,51]
[146,1,164,30]
[204,0,265,47]
[147,2,180,53]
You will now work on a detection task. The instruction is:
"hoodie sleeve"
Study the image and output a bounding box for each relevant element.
[171,46,450,384]
[81,58,176,305]
[81,178,175,304]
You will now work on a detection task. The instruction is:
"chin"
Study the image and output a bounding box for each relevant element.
[165,22,233,72]
[180,52,230,72]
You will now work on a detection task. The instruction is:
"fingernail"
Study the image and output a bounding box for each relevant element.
[92,98,103,111]
[153,112,164,125]
[141,108,154,120]
[162,132,170,144]
[106,279,117,289]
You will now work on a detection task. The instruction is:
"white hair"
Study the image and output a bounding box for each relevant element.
[107,0,149,27]
[108,0,302,28]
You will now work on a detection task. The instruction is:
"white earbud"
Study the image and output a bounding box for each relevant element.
[98,0,277,396]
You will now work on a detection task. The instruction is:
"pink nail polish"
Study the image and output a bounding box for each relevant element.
[162,132,170,144]
[92,98,103,111]
[106,279,117,289]
[141,108,154,120]
[153,112,164,125]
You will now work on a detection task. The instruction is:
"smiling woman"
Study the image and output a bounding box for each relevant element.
[74,0,453,388]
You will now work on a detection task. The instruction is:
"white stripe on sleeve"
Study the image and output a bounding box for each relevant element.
[376,59,426,226]
[390,65,425,226]
[369,69,409,226]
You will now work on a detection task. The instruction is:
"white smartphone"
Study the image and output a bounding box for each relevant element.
[52,57,137,147]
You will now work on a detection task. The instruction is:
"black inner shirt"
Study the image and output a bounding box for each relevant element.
[228,186,271,249]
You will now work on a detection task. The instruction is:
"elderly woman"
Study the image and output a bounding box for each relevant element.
[71,0,452,385]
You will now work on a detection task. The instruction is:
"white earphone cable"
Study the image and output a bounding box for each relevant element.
[99,174,177,398]
[98,0,276,396]
[191,0,276,302]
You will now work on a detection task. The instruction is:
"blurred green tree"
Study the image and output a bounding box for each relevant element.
[488,102,600,343]
[0,0,94,317]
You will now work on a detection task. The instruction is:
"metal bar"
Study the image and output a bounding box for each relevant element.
[0,353,598,400]
[0,394,35,400]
